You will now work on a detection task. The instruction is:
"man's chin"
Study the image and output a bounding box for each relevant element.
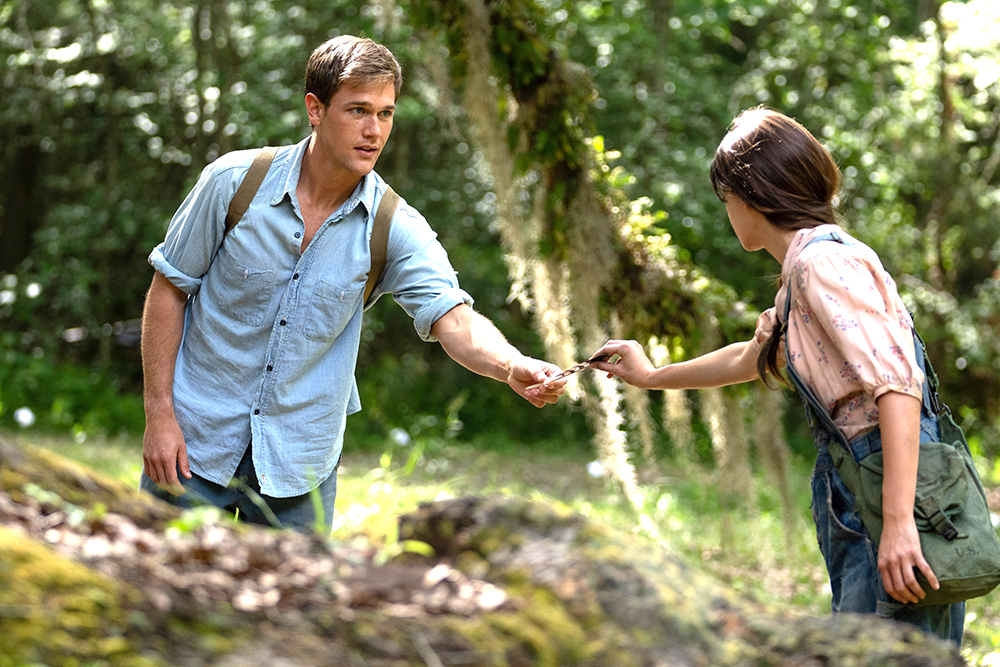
[351,155,380,175]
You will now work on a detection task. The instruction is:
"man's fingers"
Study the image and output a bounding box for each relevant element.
[900,562,926,601]
[151,461,183,496]
[526,388,563,403]
[179,447,192,480]
[149,459,165,486]
[162,463,185,496]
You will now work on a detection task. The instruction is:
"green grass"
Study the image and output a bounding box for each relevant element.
[7,426,1000,664]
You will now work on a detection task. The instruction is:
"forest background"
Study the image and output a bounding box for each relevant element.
[4,0,1000,648]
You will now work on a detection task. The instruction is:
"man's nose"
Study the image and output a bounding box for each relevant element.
[362,115,382,139]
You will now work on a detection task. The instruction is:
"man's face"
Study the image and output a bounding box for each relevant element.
[306,79,396,179]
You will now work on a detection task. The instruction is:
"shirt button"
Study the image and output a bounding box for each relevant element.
[293,273,300,280]
[254,409,260,415]
[267,365,273,372]
[279,319,287,326]
[294,232,302,239]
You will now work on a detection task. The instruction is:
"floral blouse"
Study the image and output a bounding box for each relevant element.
[772,224,923,440]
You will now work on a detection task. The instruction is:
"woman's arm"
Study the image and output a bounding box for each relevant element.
[588,339,758,389]
[876,391,940,604]
[588,310,777,390]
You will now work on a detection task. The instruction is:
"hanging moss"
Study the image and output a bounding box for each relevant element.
[410,0,760,526]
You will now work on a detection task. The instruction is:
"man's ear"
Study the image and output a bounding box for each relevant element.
[304,92,325,126]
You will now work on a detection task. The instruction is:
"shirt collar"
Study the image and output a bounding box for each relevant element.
[270,136,310,206]
[780,223,843,283]
[269,136,381,223]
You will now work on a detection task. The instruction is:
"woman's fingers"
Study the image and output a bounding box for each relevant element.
[914,553,940,591]
[881,551,937,604]
[884,563,920,604]
[587,340,655,388]
[754,308,776,344]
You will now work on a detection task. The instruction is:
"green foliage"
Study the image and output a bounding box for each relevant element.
[0,340,145,434]
[167,506,230,534]
[5,0,1000,463]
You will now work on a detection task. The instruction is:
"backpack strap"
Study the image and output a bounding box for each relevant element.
[221,147,396,308]
[224,146,277,237]
[364,186,398,307]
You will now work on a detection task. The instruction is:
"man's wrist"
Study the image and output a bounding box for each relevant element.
[144,393,176,419]
[502,353,524,383]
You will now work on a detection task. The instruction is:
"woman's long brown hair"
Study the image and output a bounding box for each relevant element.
[708,107,842,387]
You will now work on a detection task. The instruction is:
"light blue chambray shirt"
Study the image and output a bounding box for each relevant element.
[149,137,473,497]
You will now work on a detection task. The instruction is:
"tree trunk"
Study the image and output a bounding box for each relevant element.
[0,130,42,273]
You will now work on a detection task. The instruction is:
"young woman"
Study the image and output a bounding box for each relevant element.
[589,107,964,644]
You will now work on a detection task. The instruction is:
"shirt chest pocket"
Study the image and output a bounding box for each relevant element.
[217,261,276,327]
[304,279,362,342]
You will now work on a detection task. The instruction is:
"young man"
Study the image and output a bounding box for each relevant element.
[140,36,564,533]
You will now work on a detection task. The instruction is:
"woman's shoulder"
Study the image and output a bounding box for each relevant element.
[791,226,884,274]
[786,229,895,309]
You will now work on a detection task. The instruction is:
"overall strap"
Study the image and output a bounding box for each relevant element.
[780,231,850,327]
[364,186,399,308]
[224,146,277,237]
[911,326,949,416]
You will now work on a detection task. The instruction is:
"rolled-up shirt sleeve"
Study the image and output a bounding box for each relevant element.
[797,253,923,400]
[376,204,473,342]
[148,162,232,295]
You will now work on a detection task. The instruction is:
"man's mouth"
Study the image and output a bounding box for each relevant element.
[356,146,379,155]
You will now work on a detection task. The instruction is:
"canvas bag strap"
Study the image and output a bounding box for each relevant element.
[364,186,399,307]
[781,230,941,435]
[780,231,857,453]
[224,146,278,237]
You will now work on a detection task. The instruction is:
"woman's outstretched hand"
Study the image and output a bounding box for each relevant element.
[588,340,656,388]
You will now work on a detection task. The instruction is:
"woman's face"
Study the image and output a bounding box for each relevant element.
[724,196,768,252]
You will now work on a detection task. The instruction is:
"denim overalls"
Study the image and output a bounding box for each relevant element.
[782,232,964,645]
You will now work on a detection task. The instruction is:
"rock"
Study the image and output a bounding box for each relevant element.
[0,435,966,666]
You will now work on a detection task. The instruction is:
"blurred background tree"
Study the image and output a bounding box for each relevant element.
[2,0,1000,481]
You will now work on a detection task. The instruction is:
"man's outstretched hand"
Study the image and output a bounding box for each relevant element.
[509,356,566,407]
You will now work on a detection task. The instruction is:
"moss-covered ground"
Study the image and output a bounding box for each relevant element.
[0,526,165,667]
[7,427,1000,664]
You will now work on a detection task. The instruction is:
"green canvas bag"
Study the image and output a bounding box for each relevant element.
[783,231,1000,608]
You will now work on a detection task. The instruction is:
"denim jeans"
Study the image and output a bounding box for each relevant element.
[139,442,338,535]
[810,411,965,644]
